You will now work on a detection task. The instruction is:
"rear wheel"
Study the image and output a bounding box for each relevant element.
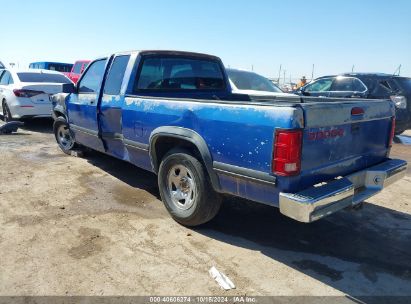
[53,117,77,154]
[158,148,222,226]
[2,100,12,122]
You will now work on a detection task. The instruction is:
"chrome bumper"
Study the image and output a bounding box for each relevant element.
[279,159,407,223]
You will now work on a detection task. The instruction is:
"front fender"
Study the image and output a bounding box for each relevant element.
[51,93,70,120]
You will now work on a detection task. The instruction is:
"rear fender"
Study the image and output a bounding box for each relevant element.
[149,126,220,191]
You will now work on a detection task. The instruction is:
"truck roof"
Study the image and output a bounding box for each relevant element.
[113,50,221,61]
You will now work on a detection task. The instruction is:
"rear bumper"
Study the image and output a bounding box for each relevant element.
[10,103,52,119]
[279,158,407,223]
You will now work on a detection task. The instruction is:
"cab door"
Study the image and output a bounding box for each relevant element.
[99,54,131,158]
[67,58,107,152]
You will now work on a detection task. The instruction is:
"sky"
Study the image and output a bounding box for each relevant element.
[1,0,410,82]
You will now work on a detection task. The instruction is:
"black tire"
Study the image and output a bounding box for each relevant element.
[158,148,222,226]
[2,100,13,122]
[53,116,77,154]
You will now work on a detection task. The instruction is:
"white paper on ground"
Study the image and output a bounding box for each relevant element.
[209,266,236,290]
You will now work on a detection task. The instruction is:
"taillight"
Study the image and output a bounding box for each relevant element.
[389,117,395,147]
[351,107,364,116]
[390,95,407,109]
[13,89,44,98]
[273,129,302,176]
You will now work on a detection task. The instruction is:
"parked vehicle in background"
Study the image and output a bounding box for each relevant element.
[51,50,406,226]
[29,61,73,74]
[227,68,297,98]
[0,69,72,121]
[281,83,296,93]
[294,73,411,134]
[67,60,90,83]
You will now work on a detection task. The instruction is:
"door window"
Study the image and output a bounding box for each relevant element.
[78,59,107,94]
[103,55,130,95]
[305,78,333,92]
[352,78,367,92]
[331,77,355,91]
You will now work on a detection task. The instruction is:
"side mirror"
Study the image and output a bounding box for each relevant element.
[62,83,76,94]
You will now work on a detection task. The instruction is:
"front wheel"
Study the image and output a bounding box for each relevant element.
[53,117,77,154]
[158,149,222,226]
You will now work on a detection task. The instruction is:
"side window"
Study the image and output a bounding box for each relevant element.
[103,55,130,95]
[73,63,82,74]
[134,57,225,92]
[78,59,107,94]
[331,77,355,91]
[8,74,14,85]
[352,78,367,92]
[81,63,89,73]
[0,71,11,85]
[305,78,333,92]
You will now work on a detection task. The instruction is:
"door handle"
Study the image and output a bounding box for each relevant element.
[90,100,95,104]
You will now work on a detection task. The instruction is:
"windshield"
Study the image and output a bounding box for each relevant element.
[17,72,72,83]
[227,70,282,93]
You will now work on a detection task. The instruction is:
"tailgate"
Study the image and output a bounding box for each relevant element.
[297,98,394,190]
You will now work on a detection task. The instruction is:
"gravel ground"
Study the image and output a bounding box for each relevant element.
[0,119,410,299]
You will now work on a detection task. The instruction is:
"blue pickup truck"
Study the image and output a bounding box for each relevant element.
[51,50,407,226]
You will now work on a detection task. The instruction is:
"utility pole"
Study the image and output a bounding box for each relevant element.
[352,65,355,73]
[251,65,254,71]
[311,64,315,80]
[283,70,286,85]
[278,64,282,83]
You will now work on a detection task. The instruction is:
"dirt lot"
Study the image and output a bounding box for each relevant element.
[1,119,411,298]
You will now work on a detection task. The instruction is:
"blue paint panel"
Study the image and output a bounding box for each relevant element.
[121,97,303,173]
[218,174,281,206]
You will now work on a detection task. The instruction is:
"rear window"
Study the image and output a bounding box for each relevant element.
[227,70,282,93]
[134,57,225,92]
[17,73,71,83]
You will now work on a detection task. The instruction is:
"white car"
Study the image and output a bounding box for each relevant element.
[226,68,298,98]
[0,69,72,121]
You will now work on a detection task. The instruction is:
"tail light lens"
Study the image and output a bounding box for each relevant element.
[273,129,303,176]
[390,95,407,109]
[389,117,395,147]
[13,89,44,98]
